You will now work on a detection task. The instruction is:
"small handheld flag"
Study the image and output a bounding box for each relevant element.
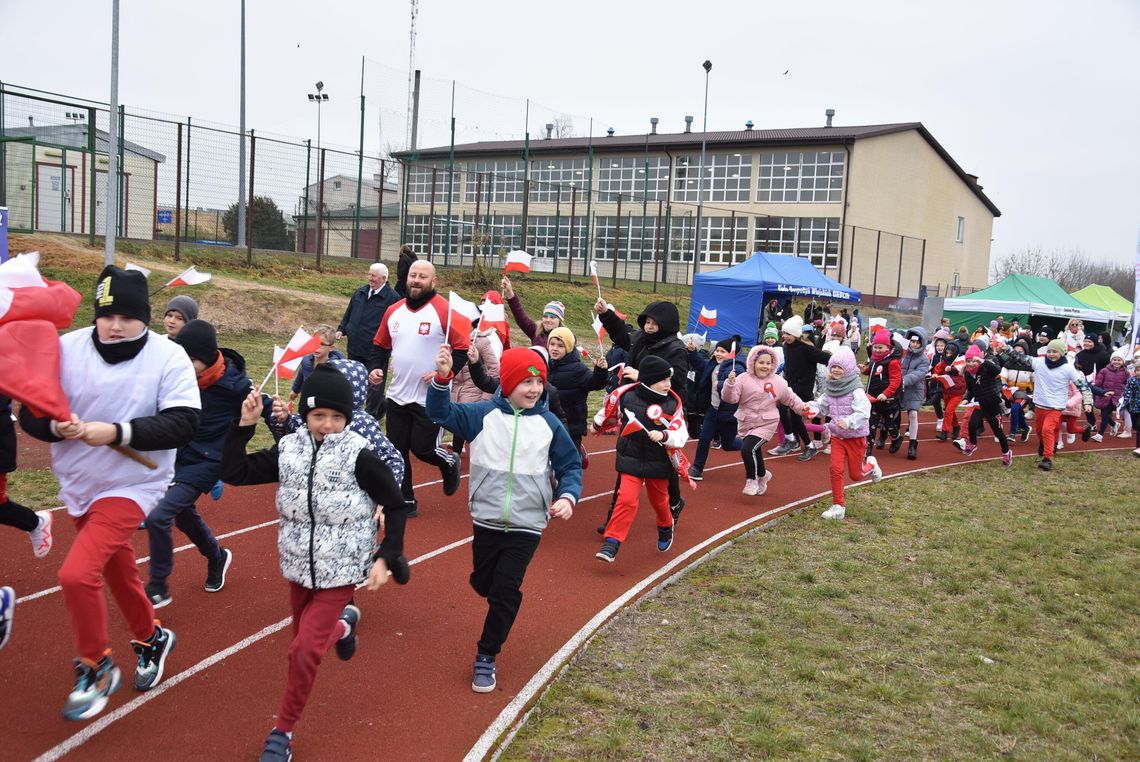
[697,306,717,327]
[589,260,602,300]
[165,266,212,287]
[504,250,532,274]
[727,341,737,359]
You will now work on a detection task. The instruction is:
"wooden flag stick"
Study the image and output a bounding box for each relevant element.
[109,444,158,469]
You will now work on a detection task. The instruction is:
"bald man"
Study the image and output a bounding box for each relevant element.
[369,261,471,515]
[339,262,399,417]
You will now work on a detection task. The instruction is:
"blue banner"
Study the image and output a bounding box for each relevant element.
[0,207,8,263]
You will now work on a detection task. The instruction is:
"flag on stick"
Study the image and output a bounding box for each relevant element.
[165,266,212,287]
[697,306,717,327]
[621,409,647,437]
[279,326,321,365]
[477,299,508,341]
[125,262,151,278]
[589,260,602,300]
[503,250,532,274]
[726,341,737,359]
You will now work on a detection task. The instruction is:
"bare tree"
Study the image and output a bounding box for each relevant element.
[991,246,1134,298]
[551,115,575,138]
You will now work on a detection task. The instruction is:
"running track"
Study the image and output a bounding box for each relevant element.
[0,417,1131,761]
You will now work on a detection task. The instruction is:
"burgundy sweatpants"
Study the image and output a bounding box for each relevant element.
[58,497,156,663]
[275,582,355,733]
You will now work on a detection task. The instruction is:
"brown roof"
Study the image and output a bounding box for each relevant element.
[396,122,1000,217]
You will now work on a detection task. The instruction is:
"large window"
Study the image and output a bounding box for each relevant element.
[660,214,746,264]
[757,151,844,203]
[406,163,458,204]
[530,158,589,203]
[403,214,431,252]
[529,215,590,260]
[598,156,670,202]
[754,216,840,268]
[672,153,751,203]
[464,160,524,203]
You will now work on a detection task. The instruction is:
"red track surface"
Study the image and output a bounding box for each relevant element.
[0,418,1130,761]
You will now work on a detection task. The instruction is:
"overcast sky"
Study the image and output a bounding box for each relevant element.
[3,0,1138,267]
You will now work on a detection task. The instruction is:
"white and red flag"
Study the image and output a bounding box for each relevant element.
[726,340,737,359]
[592,313,606,342]
[0,252,83,420]
[621,409,647,437]
[272,345,304,380]
[697,306,717,327]
[279,326,321,365]
[165,266,212,288]
[477,299,507,333]
[503,250,532,274]
[589,260,602,299]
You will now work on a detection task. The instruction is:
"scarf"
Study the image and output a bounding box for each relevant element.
[1044,355,1067,370]
[196,352,226,389]
[823,373,861,397]
[91,326,149,364]
[404,288,437,311]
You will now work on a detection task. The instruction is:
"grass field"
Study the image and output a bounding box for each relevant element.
[502,450,1140,761]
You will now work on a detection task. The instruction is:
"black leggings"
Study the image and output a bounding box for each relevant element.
[968,407,1009,453]
[869,400,901,441]
[778,403,809,443]
[741,435,768,479]
[1095,407,1115,434]
[0,498,38,532]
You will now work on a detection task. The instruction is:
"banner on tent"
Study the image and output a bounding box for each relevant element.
[773,283,860,301]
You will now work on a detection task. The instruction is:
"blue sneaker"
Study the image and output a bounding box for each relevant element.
[63,653,121,721]
[472,654,497,693]
[131,623,176,691]
[657,524,674,552]
[0,586,14,651]
[210,480,225,501]
[595,539,620,563]
[335,605,361,662]
[259,728,293,761]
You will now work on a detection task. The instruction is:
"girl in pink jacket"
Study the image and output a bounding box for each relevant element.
[721,345,808,496]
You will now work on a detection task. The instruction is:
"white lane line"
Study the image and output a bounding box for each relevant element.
[469,446,1133,761]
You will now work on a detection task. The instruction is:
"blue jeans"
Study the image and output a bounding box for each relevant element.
[146,482,221,586]
[692,409,742,471]
[1009,401,1029,435]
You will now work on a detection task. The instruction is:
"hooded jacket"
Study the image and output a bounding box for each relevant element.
[721,345,807,440]
[1093,363,1128,410]
[781,338,832,400]
[452,331,501,405]
[1075,342,1111,381]
[425,380,582,535]
[173,347,250,492]
[964,357,1006,412]
[899,327,931,410]
[934,342,967,396]
[599,301,690,405]
[688,349,747,417]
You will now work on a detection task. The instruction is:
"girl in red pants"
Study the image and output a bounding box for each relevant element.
[933,341,966,441]
[221,365,410,762]
[809,347,883,520]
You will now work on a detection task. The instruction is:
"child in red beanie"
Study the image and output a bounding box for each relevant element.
[862,329,903,455]
[427,345,582,694]
[954,345,1012,466]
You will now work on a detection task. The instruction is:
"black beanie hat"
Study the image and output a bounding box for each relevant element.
[299,364,354,423]
[716,334,741,353]
[639,355,673,387]
[174,319,219,366]
[93,265,151,323]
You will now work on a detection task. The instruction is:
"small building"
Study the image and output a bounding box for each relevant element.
[1,123,164,240]
[293,202,401,260]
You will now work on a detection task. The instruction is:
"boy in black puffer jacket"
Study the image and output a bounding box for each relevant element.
[954,344,1012,466]
[590,356,689,563]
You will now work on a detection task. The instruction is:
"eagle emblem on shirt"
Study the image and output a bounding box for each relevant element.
[418,322,431,335]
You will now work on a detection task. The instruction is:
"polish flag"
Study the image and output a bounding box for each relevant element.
[621,409,647,437]
[165,266,212,288]
[448,291,481,322]
[592,313,607,341]
[273,345,304,380]
[578,346,590,359]
[0,252,83,420]
[726,341,737,359]
[697,306,717,327]
[125,262,152,278]
[503,250,532,274]
[477,299,507,332]
[279,326,321,365]
[589,260,600,286]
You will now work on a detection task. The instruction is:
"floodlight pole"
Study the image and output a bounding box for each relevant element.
[693,59,711,278]
[103,0,121,265]
[237,0,247,250]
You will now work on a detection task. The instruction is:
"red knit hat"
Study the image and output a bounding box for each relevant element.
[871,329,892,347]
[499,347,547,396]
[965,345,984,361]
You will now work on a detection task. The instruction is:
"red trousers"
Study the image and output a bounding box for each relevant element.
[604,473,672,544]
[942,394,964,433]
[829,436,872,507]
[59,497,156,663]
[1035,408,1062,458]
[276,582,355,733]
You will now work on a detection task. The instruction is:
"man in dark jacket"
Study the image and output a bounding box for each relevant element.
[594,298,690,520]
[338,263,399,417]
[144,320,247,608]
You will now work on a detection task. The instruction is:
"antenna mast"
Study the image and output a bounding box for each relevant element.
[405,0,418,148]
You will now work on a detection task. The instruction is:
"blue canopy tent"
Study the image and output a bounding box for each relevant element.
[687,251,861,343]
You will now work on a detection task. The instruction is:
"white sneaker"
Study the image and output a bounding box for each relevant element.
[1117,429,1132,439]
[742,479,760,496]
[1091,433,1103,443]
[755,471,773,496]
[865,455,883,483]
[935,418,943,428]
[1066,433,1076,444]
[1133,447,1140,457]
[30,511,53,559]
[1025,409,1035,420]
[821,504,846,520]
[1110,422,1121,436]
[1056,437,1064,450]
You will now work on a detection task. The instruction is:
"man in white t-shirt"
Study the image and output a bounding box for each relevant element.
[368,261,470,515]
[21,265,201,721]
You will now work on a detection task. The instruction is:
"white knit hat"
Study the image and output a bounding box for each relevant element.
[781,315,804,338]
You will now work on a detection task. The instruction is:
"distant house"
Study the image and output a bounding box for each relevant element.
[293,173,401,259]
[1,123,164,240]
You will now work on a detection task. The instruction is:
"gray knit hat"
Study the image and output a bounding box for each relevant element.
[164,295,200,323]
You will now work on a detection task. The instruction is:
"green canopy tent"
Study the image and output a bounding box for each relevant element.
[943,274,1112,335]
[1070,284,1133,322]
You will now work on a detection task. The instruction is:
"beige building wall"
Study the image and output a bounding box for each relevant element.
[845,130,993,297]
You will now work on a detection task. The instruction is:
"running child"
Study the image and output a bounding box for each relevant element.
[221,365,410,761]
[899,328,931,460]
[862,329,903,454]
[1091,350,1129,441]
[426,346,581,693]
[811,346,882,520]
[1,394,53,557]
[720,345,809,495]
[687,335,747,481]
[953,345,1013,466]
